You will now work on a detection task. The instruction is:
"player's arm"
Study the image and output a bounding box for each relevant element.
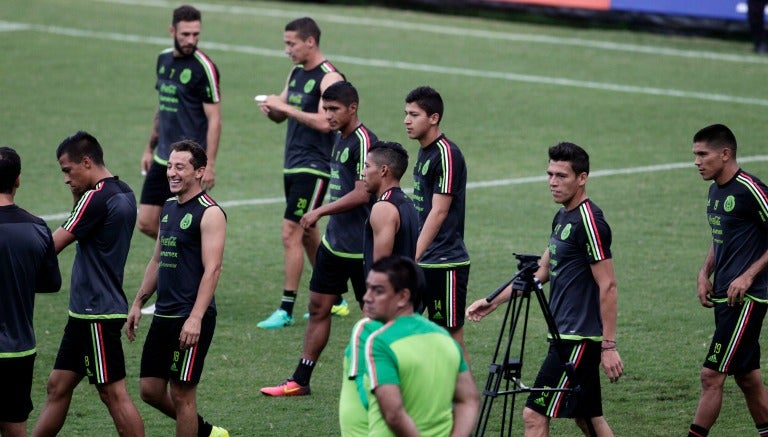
[467,249,550,322]
[52,227,77,254]
[727,248,768,306]
[415,192,451,261]
[373,384,420,437]
[262,71,344,132]
[591,258,623,383]
[300,180,369,228]
[36,231,62,293]
[451,370,480,437]
[142,111,159,174]
[369,200,400,262]
[126,237,162,341]
[179,206,226,349]
[201,101,222,191]
[697,244,715,308]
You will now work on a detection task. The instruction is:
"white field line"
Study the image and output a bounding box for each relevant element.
[5,20,768,107]
[95,0,768,65]
[39,155,768,221]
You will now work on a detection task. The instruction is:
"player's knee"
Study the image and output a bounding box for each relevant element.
[522,406,547,430]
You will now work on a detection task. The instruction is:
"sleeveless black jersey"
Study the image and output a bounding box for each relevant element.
[363,187,419,274]
[283,61,341,175]
[0,204,61,356]
[156,192,225,317]
[548,199,612,340]
[155,48,221,163]
[61,177,136,318]
[707,169,768,300]
[322,124,377,257]
[412,134,469,267]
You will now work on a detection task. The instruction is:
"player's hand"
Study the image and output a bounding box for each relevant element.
[601,348,623,383]
[299,209,320,229]
[697,276,714,308]
[125,306,142,342]
[141,149,153,175]
[466,298,497,322]
[727,274,753,306]
[180,315,202,349]
[201,166,216,191]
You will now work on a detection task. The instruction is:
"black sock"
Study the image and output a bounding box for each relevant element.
[280,290,297,316]
[688,423,708,437]
[292,358,316,386]
[756,422,768,436]
[197,414,213,437]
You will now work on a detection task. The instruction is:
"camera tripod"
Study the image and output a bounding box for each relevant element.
[474,253,578,436]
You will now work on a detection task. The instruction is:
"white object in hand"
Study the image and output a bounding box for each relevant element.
[254,95,268,102]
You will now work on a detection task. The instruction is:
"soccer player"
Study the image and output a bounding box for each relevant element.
[363,255,479,436]
[467,142,623,436]
[126,141,228,437]
[256,17,346,328]
[687,124,768,437]
[33,131,144,437]
[0,147,61,437]
[404,86,470,353]
[362,141,419,270]
[138,4,221,240]
[260,81,376,395]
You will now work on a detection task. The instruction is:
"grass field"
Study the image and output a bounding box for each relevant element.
[3,0,768,435]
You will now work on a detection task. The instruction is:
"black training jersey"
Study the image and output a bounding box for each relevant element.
[548,199,612,340]
[0,205,61,356]
[283,61,340,176]
[363,187,419,274]
[155,48,221,163]
[323,124,377,257]
[61,177,136,318]
[156,192,225,317]
[707,169,768,300]
[411,134,469,267]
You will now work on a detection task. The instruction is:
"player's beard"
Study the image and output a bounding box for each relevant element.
[174,38,196,57]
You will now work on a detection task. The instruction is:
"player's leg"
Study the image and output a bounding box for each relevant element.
[170,381,199,436]
[96,379,144,437]
[691,367,726,430]
[422,266,470,364]
[32,369,82,437]
[137,161,171,239]
[523,407,550,437]
[735,369,768,426]
[574,416,613,436]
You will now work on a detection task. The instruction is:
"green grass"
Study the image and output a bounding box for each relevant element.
[3,0,768,435]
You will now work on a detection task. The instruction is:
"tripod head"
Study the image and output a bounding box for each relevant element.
[511,253,541,295]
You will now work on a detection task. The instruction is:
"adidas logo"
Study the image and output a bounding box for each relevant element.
[707,354,718,363]
[534,397,545,406]
[171,363,178,371]
[433,313,444,320]
[161,215,169,223]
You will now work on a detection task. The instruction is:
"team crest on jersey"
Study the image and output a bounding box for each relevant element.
[180,68,192,84]
[560,223,572,240]
[304,79,316,93]
[724,195,735,212]
[180,213,193,230]
[421,159,430,176]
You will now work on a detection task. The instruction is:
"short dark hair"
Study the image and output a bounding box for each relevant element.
[171,140,207,169]
[368,141,409,180]
[369,255,423,307]
[0,146,21,194]
[285,17,321,44]
[693,124,737,156]
[405,86,444,124]
[56,131,105,166]
[172,4,201,27]
[548,142,589,175]
[322,81,358,107]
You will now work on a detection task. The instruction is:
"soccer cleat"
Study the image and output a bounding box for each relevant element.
[209,425,229,437]
[260,378,310,397]
[257,309,294,329]
[140,303,156,315]
[303,298,351,319]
